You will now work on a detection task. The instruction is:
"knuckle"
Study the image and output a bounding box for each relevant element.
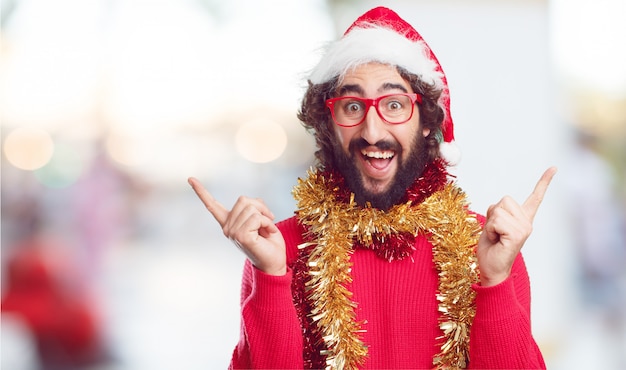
[490,206,504,218]
[501,195,515,206]
[237,195,252,204]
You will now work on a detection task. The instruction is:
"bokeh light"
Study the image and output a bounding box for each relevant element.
[3,127,55,170]
[235,118,288,163]
[104,132,154,167]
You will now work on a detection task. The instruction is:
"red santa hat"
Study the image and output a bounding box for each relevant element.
[309,7,461,165]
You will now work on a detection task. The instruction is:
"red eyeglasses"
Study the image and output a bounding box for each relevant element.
[325,93,422,127]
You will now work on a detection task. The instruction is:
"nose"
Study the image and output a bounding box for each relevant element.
[360,105,387,144]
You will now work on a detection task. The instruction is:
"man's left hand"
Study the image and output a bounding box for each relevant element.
[476,167,557,287]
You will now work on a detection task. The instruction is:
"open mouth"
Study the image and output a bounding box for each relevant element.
[361,149,395,170]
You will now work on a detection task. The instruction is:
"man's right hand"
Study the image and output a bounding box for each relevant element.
[188,177,287,276]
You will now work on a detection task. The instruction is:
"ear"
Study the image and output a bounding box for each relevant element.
[422,128,430,137]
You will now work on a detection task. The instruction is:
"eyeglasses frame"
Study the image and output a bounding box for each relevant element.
[325,93,422,127]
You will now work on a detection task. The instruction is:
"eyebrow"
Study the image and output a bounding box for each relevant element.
[337,83,409,96]
[380,83,409,93]
[337,84,364,96]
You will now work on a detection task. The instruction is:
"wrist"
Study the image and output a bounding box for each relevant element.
[479,272,509,287]
[254,262,287,276]
[264,265,287,276]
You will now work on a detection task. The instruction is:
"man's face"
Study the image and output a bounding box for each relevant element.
[331,63,431,209]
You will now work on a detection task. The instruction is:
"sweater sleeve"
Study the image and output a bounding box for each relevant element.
[229,218,304,369]
[468,253,546,369]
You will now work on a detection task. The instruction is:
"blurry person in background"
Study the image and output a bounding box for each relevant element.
[565,128,626,367]
[1,237,111,370]
[189,7,555,369]
[1,139,143,370]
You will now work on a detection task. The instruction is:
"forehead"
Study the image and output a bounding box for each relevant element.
[339,62,412,93]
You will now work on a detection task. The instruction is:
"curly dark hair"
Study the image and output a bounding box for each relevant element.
[297,66,445,171]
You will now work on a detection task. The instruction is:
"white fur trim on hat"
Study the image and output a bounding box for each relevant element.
[439,141,461,166]
[309,25,444,87]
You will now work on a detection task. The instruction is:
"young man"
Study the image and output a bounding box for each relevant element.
[189,7,554,369]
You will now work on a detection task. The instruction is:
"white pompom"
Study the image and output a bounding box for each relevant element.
[439,141,461,166]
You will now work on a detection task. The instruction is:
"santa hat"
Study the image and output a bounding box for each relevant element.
[309,7,461,166]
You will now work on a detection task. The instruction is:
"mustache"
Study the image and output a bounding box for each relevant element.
[348,138,401,154]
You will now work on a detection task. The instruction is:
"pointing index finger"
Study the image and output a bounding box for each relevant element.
[188,177,228,227]
[522,167,557,222]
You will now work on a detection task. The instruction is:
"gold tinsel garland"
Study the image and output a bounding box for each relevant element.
[293,169,482,370]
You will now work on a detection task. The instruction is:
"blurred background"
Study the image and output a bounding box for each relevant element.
[1,0,624,369]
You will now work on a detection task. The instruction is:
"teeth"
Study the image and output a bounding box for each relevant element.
[361,150,394,159]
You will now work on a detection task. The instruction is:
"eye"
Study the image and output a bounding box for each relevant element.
[385,99,403,111]
[342,100,365,116]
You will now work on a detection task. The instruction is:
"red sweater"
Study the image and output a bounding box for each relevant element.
[229,216,546,369]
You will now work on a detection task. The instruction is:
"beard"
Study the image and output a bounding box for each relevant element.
[332,133,430,211]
